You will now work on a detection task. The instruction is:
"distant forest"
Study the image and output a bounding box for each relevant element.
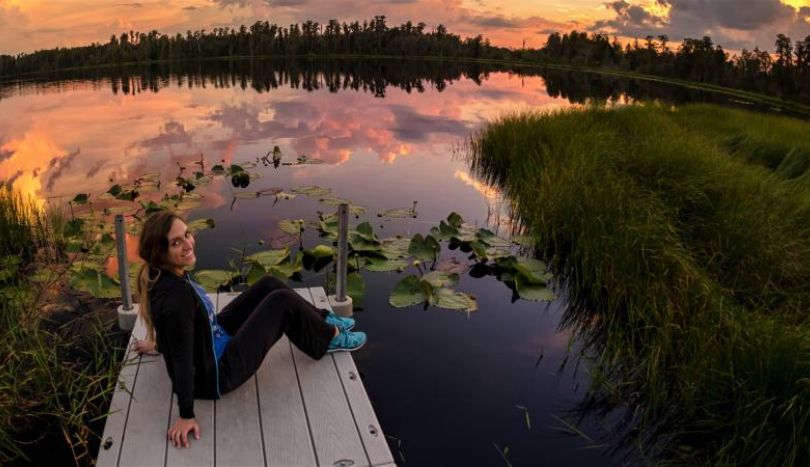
[1,16,809,104]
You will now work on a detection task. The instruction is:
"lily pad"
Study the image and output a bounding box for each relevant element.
[278,219,304,236]
[246,248,290,268]
[389,275,428,308]
[422,271,459,288]
[187,218,215,233]
[476,228,512,248]
[431,287,478,312]
[363,256,409,272]
[514,258,552,285]
[70,269,121,298]
[515,274,557,301]
[234,191,261,199]
[430,220,459,241]
[436,257,469,275]
[447,212,464,228]
[275,192,297,201]
[194,270,237,292]
[408,234,440,263]
[268,254,303,279]
[292,186,331,197]
[379,207,417,218]
[72,193,89,205]
[380,237,411,259]
[318,196,352,206]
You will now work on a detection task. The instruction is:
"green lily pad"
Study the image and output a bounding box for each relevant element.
[476,228,512,248]
[379,207,417,218]
[268,254,303,279]
[447,212,464,228]
[354,222,377,241]
[422,271,459,288]
[234,191,261,199]
[349,234,380,252]
[431,287,478,312]
[187,218,215,233]
[408,234,440,263]
[292,186,332,197]
[275,192,297,201]
[246,248,290,268]
[306,244,334,259]
[72,193,89,205]
[436,257,469,275]
[515,274,557,301]
[380,237,411,259]
[70,269,121,298]
[363,256,409,272]
[389,275,428,308]
[430,220,459,241]
[194,270,237,292]
[278,219,304,236]
[318,196,352,206]
[0,256,22,282]
[514,258,552,285]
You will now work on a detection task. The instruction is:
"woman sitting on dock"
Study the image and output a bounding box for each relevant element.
[130,210,366,449]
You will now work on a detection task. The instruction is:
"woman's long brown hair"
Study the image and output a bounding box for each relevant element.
[137,210,183,342]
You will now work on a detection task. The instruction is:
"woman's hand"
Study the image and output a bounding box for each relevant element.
[168,417,200,448]
[131,339,159,355]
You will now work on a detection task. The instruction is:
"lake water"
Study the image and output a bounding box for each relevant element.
[0,59,759,466]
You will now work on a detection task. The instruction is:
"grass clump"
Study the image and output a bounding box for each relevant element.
[0,187,125,465]
[467,103,810,465]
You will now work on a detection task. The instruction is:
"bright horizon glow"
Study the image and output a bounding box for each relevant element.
[1,0,809,56]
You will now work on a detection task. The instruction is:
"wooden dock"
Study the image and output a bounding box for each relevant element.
[96,287,394,467]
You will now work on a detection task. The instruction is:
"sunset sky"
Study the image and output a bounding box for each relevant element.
[1,0,810,56]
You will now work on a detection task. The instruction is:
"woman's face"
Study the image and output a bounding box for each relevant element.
[164,218,196,274]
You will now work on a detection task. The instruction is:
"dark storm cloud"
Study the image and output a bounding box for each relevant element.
[591,0,809,50]
[45,147,81,191]
[388,105,470,142]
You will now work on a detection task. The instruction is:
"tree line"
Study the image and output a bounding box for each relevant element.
[0,16,503,77]
[1,18,809,104]
[526,31,810,104]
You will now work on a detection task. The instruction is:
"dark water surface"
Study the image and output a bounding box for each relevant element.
[1,59,761,466]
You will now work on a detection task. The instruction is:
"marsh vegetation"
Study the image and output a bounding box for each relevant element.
[467,103,810,465]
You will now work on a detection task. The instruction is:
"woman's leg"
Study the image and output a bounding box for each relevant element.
[218,275,299,335]
[218,288,336,394]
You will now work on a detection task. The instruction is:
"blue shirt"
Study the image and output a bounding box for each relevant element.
[187,276,231,361]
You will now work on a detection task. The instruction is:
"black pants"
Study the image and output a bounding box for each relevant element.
[215,276,336,394]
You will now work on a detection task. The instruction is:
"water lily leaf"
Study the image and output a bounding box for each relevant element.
[28,267,55,284]
[269,230,300,249]
[436,257,469,275]
[278,219,304,236]
[231,172,251,188]
[422,271,459,288]
[194,270,237,292]
[515,274,557,301]
[354,222,377,241]
[107,185,123,197]
[363,256,409,272]
[246,248,290,268]
[234,191,261,199]
[211,164,225,175]
[70,269,121,298]
[453,224,479,243]
[408,234,440,263]
[319,196,352,206]
[258,187,283,196]
[349,234,381,252]
[140,200,164,214]
[447,212,464,228]
[269,254,303,279]
[389,275,428,308]
[379,207,417,218]
[297,155,325,164]
[238,161,257,169]
[187,218,215,233]
[229,164,245,174]
[292,185,331,197]
[514,258,552,285]
[484,247,512,261]
[275,192,297,201]
[476,228,511,248]
[431,288,477,312]
[139,172,161,183]
[380,237,411,259]
[72,193,89,205]
[246,263,266,285]
[430,220,459,241]
[303,244,335,263]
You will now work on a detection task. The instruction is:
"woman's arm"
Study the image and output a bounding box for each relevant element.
[163,284,198,420]
[131,338,159,355]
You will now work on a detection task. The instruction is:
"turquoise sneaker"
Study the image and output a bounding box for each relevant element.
[325,311,355,332]
[327,331,367,353]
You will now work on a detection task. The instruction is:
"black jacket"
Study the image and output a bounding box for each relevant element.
[149,268,220,419]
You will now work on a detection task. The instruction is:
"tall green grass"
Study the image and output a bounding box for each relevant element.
[0,188,125,465]
[467,103,810,465]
